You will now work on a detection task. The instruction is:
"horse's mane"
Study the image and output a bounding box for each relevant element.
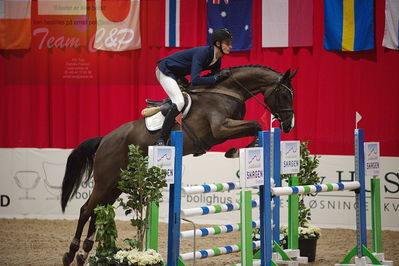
[225,64,281,75]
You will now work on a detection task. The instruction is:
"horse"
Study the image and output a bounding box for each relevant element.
[60,65,297,265]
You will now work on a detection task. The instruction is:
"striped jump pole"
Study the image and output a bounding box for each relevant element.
[181,200,260,217]
[271,181,361,197]
[180,220,260,239]
[182,182,241,194]
[180,241,261,261]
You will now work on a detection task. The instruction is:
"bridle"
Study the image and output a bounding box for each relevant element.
[230,74,294,123]
[266,82,294,122]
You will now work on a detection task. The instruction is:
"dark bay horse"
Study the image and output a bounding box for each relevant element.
[61,65,297,265]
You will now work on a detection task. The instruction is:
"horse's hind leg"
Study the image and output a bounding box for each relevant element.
[75,213,96,266]
[63,186,108,266]
[71,188,122,266]
[62,199,92,266]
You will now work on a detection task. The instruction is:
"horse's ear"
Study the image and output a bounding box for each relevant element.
[282,69,291,82]
[290,69,298,79]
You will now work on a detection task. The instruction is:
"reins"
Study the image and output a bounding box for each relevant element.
[230,75,270,110]
[230,74,294,121]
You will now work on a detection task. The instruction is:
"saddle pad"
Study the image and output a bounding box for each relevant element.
[145,112,165,131]
[144,93,192,132]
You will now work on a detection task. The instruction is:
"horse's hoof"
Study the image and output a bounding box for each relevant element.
[193,151,206,157]
[76,254,85,266]
[225,148,239,158]
[62,252,73,266]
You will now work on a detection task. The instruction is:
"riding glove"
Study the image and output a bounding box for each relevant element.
[215,69,231,82]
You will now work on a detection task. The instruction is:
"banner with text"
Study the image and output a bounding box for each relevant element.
[0,149,398,230]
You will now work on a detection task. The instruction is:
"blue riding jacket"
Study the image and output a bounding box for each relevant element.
[157,46,221,86]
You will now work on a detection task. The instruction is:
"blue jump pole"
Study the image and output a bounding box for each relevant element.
[167,131,183,266]
[355,129,368,256]
[271,128,281,245]
[259,131,273,266]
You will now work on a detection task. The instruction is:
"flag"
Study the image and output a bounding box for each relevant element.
[94,0,141,51]
[355,112,362,129]
[382,0,399,50]
[324,0,374,51]
[207,0,252,51]
[38,0,86,15]
[0,0,31,50]
[165,0,179,47]
[262,0,313,47]
[165,0,205,47]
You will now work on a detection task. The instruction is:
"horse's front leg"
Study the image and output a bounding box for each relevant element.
[210,118,262,158]
[225,136,259,158]
[211,118,262,139]
[245,136,258,148]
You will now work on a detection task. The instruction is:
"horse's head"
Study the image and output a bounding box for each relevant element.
[264,69,297,133]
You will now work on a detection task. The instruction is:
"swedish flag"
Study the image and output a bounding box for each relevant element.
[324,0,374,51]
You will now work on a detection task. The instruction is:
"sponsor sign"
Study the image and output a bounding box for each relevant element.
[364,142,380,177]
[239,147,264,188]
[148,146,175,184]
[281,141,300,174]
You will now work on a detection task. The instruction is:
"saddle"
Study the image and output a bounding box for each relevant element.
[142,91,192,131]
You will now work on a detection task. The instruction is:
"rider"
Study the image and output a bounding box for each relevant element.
[154,28,233,145]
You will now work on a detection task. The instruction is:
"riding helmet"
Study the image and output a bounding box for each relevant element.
[211,28,233,45]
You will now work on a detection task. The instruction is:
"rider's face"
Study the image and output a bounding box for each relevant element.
[221,40,233,54]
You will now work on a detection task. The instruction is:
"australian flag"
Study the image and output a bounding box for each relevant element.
[207,0,252,51]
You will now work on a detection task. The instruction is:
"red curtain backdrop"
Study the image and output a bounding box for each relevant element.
[1,0,398,156]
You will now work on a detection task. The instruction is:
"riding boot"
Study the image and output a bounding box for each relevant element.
[155,103,180,146]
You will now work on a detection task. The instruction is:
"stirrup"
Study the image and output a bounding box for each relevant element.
[154,138,165,146]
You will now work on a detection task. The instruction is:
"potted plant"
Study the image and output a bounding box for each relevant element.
[280,141,322,262]
[89,144,168,266]
[115,144,167,265]
[279,223,321,261]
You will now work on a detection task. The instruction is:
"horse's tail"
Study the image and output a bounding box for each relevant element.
[61,136,103,212]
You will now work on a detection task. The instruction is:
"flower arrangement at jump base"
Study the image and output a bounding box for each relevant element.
[89,144,167,266]
[114,249,163,266]
[279,222,322,247]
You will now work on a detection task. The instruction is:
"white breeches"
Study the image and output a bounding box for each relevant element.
[155,67,184,112]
